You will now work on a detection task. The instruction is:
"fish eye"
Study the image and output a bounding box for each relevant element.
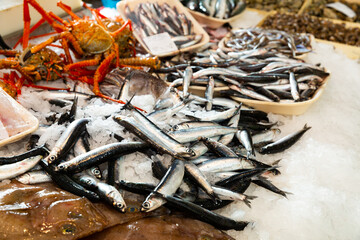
[187,149,195,156]
[61,223,76,235]
[93,169,101,175]
[116,203,124,209]
[49,155,56,162]
[142,201,151,209]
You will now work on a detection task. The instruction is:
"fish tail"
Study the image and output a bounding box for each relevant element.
[303,124,312,131]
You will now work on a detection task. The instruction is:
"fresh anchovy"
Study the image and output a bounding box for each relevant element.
[252,176,289,197]
[190,155,213,165]
[198,157,254,172]
[188,136,220,160]
[142,159,184,212]
[255,87,281,102]
[179,14,189,35]
[190,105,241,122]
[40,159,100,201]
[56,141,147,173]
[236,129,255,158]
[218,107,241,145]
[180,35,202,48]
[45,118,89,164]
[147,98,192,121]
[192,67,246,79]
[154,97,174,111]
[151,157,198,202]
[230,85,273,102]
[184,162,218,201]
[0,155,43,180]
[252,128,281,145]
[139,11,158,35]
[0,144,48,165]
[76,173,126,212]
[215,0,227,19]
[205,76,215,111]
[297,74,323,83]
[73,135,102,179]
[289,71,300,101]
[168,126,239,143]
[172,121,219,131]
[164,195,249,230]
[259,124,311,154]
[182,66,193,98]
[200,137,237,157]
[301,88,316,100]
[114,115,192,159]
[231,0,246,16]
[212,98,240,109]
[215,167,273,186]
[16,170,52,184]
[198,186,254,206]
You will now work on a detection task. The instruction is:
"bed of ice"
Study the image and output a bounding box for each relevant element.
[0,40,358,240]
[0,7,360,239]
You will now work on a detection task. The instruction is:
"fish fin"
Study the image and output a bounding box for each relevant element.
[271,159,282,166]
[121,93,137,110]
[303,124,312,131]
[234,102,242,116]
[185,114,201,121]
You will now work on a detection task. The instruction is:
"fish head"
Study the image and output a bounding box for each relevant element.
[140,197,164,212]
[179,148,196,158]
[45,147,61,164]
[107,190,126,213]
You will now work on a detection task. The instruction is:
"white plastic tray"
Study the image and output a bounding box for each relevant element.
[0,88,39,148]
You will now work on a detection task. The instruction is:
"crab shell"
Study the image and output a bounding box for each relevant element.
[20,47,64,82]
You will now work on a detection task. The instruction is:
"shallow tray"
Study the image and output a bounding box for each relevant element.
[186,7,249,29]
[117,0,209,57]
[0,88,39,148]
[182,75,329,115]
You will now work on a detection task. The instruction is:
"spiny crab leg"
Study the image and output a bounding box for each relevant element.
[57,1,81,20]
[23,0,31,49]
[26,0,67,32]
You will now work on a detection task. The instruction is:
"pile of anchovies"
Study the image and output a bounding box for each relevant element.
[181,0,246,19]
[219,28,312,57]
[124,2,203,49]
[160,28,329,103]
[0,79,312,231]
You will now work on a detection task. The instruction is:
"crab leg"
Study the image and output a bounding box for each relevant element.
[23,0,31,49]
[27,0,66,32]
[57,1,81,20]
[30,32,84,57]
[14,18,45,49]
[0,59,34,82]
